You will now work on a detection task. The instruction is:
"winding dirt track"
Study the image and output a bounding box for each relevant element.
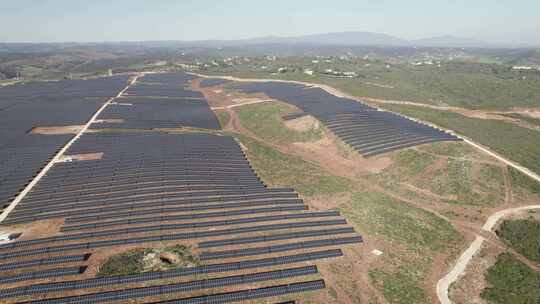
[436,235,485,304]
[437,204,540,304]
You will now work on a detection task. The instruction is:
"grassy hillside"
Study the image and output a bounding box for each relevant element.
[235,102,323,144]
[367,146,506,206]
[377,104,540,175]
[235,134,351,197]
[203,58,540,110]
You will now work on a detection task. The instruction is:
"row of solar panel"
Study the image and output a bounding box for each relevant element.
[29,182,265,201]
[15,188,295,213]
[28,181,265,200]
[42,163,256,176]
[0,249,341,299]
[199,227,355,248]
[200,236,362,260]
[47,158,253,171]
[21,266,317,304]
[64,199,303,223]
[6,199,301,225]
[0,220,347,259]
[6,195,301,224]
[0,266,86,284]
[47,157,251,172]
[30,177,262,196]
[0,219,344,252]
[22,184,269,207]
[61,205,322,232]
[34,172,261,190]
[27,176,262,196]
[0,212,336,249]
[19,190,297,213]
[39,165,257,180]
[0,254,90,271]
[145,280,325,304]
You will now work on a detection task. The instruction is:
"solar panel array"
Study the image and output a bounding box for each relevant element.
[199,78,231,88]
[92,73,220,130]
[21,266,317,304]
[0,126,361,302]
[234,82,460,156]
[0,76,129,211]
[147,280,325,304]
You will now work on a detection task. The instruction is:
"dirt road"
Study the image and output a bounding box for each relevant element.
[436,235,485,304]
[211,99,272,110]
[436,204,540,304]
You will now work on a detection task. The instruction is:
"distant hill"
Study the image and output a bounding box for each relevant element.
[218,32,496,48]
[0,32,534,54]
[412,35,489,48]
[250,32,409,46]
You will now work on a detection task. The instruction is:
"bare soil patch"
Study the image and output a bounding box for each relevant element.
[62,152,104,161]
[30,125,84,135]
[284,115,320,132]
[93,119,124,124]
[509,108,540,119]
[283,131,392,178]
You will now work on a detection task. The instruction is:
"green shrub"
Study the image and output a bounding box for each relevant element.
[497,219,540,263]
[481,252,540,304]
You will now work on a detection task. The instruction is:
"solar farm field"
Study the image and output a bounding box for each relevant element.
[233,82,461,157]
[0,72,362,304]
[0,76,130,214]
[93,73,220,130]
[3,71,537,304]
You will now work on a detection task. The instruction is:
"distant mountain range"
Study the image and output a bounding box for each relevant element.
[211,32,496,48]
[1,31,535,49]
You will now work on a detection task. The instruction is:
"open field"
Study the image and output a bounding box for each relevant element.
[235,102,323,145]
[378,104,540,175]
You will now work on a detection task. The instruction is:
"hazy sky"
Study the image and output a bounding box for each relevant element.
[1,0,539,44]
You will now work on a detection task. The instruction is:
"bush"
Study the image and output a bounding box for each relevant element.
[481,252,540,304]
[496,219,540,263]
